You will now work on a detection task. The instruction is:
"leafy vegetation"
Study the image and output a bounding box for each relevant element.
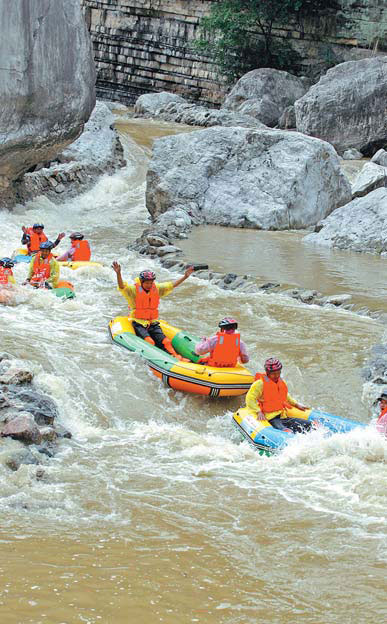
[194,0,339,83]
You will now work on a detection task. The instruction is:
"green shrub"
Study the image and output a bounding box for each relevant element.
[195,0,339,83]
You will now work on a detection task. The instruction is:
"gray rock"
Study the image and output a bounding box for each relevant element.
[351,162,387,198]
[295,57,387,155]
[304,187,387,254]
[5,448,40,471]
[322,294,352,306]
[39,427,58,442]
[7,387,58,425]
[343,148,364,160]
[156,245,182,257]
[0,0,95,200]
[146,234,169,247]
[53,424,72,439]
[371,149,387,168]
[134,92,186,116]
[1,413,42,445]
[146,126,351,231]
[222,69,309,127]
[277,106,296,130]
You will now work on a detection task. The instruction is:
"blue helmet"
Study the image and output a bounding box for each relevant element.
[0,257,14,268]
[40,241,54,250]
[33,223,44,229]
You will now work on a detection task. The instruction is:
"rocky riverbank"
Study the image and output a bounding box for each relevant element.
[10,102,126,207]
[0,0,96,207]
[0,353,71,474]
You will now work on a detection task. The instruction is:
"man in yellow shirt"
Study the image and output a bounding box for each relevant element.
[245,357,312,434]
[112,261,194,359]
[25,241,60,289]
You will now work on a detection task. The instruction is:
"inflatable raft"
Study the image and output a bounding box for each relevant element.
[233,406,366,454]
[52,280,75,299]
[12,249,102,269]
[109,316,254,396]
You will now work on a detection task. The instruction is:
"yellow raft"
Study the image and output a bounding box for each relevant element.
[109,316,255,397]
[13,248,102,270]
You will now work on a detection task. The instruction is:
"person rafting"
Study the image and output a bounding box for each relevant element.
[0,258,16,287]
[56,232,91,262]
[245,357,313,434]
[24,241,60,289]
[194,317,249,367]
[21,223,65,255]
[375,392,387,437]
[112,262,194,360]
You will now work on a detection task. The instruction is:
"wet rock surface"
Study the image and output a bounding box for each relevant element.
[146,126,351,230]
[351,162,387,198]
[0,0,96,206]
[295,57,387,155]
[221,68,309,127]
[0,356,71,471]
[134,92,266,129]
[13,102,126,205]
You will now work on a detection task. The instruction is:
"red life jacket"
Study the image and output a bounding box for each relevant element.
[254,372,289,414]
[0,266,13,285]
[207,332,241,367]
[26,227,47,254]
[134,282,160,321]
[31,252,53,285]
[71,239,91,261]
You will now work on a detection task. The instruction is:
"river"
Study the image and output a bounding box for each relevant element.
[0,116,386,624]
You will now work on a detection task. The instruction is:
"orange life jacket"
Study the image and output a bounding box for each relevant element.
[71,239,91,261]
[377,406,387,424]
[26,227,47,254]
[0,266,13,285]
[207,332,241,367]
[255,372,289,414]
[134,282,160,321]
[31,252,53,285]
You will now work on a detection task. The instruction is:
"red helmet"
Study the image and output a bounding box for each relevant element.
[264,357,282,372]
[218,317,238,330]
[139,270,156,282]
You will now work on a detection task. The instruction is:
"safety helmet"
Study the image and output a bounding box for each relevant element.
[264,357,283,372]
[378,392,387,402]
[40,241,54,250]
[70,232,84,240]
[33,223,44,229]
[218,317,238,330]
[0,257,14,268]
[139,270,156,282]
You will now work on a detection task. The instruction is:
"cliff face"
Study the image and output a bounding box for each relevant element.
[0,0,96,204]
[82,0,387,106]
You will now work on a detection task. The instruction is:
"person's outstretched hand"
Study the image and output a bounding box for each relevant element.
[112,261,121,274]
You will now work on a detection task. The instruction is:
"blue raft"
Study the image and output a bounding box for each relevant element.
[233,406,366,455]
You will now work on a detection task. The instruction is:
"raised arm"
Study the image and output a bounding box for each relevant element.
[112,261,125,289]
[173,265,194,289]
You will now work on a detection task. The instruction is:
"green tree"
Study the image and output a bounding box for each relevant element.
[195,0,338,83]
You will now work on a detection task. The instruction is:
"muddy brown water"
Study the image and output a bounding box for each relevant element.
[0,118,385,624]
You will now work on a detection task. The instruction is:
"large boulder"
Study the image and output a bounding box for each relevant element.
[221,69,309,127]
[134,93,266,129]
[0,0,95,201]
[146,126,351,230]
[295,57,387,155]
[304,188,387,254]
[134,91,186,116]
[351,162,387,198]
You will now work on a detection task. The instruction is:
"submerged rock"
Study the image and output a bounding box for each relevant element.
[146,126,351,230]
[222,68,309,127]
[0,0,95,203]
[295,57,387,155]
[304,188,387,254]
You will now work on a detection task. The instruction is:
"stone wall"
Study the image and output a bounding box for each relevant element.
[81,0,387,106]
